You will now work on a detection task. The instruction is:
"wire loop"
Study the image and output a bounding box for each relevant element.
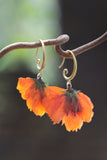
[59,50,77,85]
[35,40,46,75]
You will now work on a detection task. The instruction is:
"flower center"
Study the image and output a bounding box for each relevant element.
[64,89,82,115]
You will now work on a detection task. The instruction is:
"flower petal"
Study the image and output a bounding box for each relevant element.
[62,113,83,132]
[26,89,45,116]
[43,87,66,124]
[46,86,65,96]
[16,77,36,99]
[17,77,35,91]
[77,92,94,122]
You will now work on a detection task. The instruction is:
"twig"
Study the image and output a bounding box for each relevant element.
[0,32,107,59]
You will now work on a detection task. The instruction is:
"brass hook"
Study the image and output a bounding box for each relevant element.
[59,57,65,69]
[35,40,46,76]
[59,50,77,86]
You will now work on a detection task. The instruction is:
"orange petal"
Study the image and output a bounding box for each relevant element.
[77,92,94,122]
[46,86,65,96]
[16,77,36,99]
[35,103,45,116]
[26,89,40,110]
[27,98,45,116]
[43,87,66,124]
[43,95,65,124]
[17,77,35,91]
[26,89,45,116]
[62,113,83,132]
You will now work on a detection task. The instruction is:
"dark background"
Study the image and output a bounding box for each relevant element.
[0,0,107,160]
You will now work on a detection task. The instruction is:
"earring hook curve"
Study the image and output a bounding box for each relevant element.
[35,40,46,75]
[59,50,77,84]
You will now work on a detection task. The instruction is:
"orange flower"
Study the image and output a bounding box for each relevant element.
[16,77,47,116]
[17,77,94,132]
[43,88,94,132]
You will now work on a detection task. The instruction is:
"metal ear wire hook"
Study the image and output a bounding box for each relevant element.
[63,50,77,82]
[59,57,65,69]
[59,50,77,86]
[35,40,46,76]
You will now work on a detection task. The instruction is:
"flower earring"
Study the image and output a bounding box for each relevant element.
[43,50,94,132]
[17,40,49,116]
[17,46,94,132]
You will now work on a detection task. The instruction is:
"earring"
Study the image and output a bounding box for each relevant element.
[16,40,48,116]
[17,47,94,132]
[43,50,94,132]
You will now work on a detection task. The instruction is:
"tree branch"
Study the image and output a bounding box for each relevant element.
[0,32,107,60]
[0,34,69,59]
[55,31,107,58]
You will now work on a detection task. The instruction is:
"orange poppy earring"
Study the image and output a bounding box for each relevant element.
[17,46,94,132]
[43,50,94,132]
[16,40,48,116]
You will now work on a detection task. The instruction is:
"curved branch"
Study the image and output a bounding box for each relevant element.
[0,34,69,59]
[0,32,107,60]
[55,31,107,58]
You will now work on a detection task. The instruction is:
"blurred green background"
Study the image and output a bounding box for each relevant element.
[0,0,107,160]
[0,0,61,83]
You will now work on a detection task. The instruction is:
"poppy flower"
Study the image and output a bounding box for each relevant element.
[16,77,47,116]
[43,87,94,132]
